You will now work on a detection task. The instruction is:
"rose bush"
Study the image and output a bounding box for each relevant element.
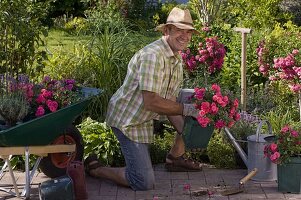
[180,26,226,88]
[256,28,301,121]
[264,124,301,164]
[191,83,240,129]
[181,36,226,75]
[257,46,301,94]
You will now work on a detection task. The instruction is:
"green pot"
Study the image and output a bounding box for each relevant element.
[182,117,214,150]
[277,157,301,194]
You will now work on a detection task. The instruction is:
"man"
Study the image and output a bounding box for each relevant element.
[84,7,201,191]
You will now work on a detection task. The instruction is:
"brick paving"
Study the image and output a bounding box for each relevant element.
[0,164,301,200]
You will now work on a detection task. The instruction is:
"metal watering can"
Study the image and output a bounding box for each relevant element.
[224,120,277,181]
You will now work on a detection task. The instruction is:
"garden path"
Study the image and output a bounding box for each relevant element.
[0,164,300,200]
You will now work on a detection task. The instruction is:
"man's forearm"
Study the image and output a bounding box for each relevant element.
[142,90,183,115]
[168,115,185,134]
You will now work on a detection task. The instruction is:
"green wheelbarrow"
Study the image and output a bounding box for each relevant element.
[0,87,101,199]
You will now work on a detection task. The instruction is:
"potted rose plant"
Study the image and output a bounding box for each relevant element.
[264,124,301,193]
[180,27,238,129]
[179,27,238,149]
[180,83,240,150]
[192,83,241,129]
[264,125,301,164]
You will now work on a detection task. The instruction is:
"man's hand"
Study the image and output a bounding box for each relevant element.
[182,104,199,118]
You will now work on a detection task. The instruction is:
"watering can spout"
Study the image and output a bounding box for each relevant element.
[224,128,248,167]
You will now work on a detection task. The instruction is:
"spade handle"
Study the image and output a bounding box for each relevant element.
[240,168,258,185]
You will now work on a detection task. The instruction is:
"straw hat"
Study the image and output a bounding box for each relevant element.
[156,7,197,33]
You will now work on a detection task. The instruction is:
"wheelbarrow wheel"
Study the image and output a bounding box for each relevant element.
[39,125,84,178]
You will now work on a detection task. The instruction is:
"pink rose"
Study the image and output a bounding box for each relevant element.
[269,143,278,152]
[211,83,220,93]
[197,116,211,127]
[281,125,290,133]
[214,120,226,129]
[292,49,299,55]
[41,89,52,98]
[201,102,211,113]
[35,105,45,117]
[194,88,206,100]
[233,99,239,108]
[270,152,280,163]
[291,130,299,137]
[227,121,235,128]
[46,100,59,112]
[234,113,241,121]
[210,102,218,114]
[36,94,46,104]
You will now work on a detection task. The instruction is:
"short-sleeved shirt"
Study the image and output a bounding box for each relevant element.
[105,37,183,143]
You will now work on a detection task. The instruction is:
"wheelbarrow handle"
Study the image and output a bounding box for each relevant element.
[240,168,258,185]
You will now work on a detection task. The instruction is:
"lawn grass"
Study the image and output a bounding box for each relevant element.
[42,29,91,53]
[43,28,161,54]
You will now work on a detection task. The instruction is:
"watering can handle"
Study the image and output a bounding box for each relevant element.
[255,120,273,142]
[240,168,258,185]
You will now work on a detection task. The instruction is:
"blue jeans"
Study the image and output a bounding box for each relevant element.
[112,127,155,191]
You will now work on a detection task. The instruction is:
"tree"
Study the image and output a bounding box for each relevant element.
[0,0,49,79]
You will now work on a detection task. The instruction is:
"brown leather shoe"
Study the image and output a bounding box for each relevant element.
[84,154,102,176]
[165,153,202,172]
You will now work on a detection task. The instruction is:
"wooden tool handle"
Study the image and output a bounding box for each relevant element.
[239,168,258,185]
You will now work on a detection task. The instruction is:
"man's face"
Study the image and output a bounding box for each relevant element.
[165,25,193,54]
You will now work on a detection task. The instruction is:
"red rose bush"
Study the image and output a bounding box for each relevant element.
[191,83,240,129]
[264,124,301,164]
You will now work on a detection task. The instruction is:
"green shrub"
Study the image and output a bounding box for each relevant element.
[207,131,237,168]
[0,0,49,79]
[152,2,180,27]
[83,3,127,35]
[150,126,175,164]
[263,109,298,134]
[78,118,177,166]
[78,117,125,167]
[64,17,88,34]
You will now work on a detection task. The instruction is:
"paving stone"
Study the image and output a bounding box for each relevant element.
[170,172,188,180]
[265,193,286,199]
[155,179,171,190]
[96,195,116,200]
[284,193,301,199]
[88,190,101,197]
[155,171,171,180]
[116,195,137,200]
[0,164,297,199]
[99,180,118,195]
[86,177,101,192]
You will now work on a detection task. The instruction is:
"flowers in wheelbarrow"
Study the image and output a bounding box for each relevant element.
[264,124,301,164]
[29,76,81,117]
[191,83,240,129]
[0,74,82,125]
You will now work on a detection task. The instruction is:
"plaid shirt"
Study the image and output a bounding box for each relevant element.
[105,37,183,143]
